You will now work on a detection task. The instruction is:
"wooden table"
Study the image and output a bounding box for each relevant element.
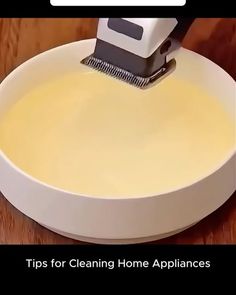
[0,18,236,244]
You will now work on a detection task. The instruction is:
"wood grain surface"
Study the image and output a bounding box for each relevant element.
[0,18,236,244]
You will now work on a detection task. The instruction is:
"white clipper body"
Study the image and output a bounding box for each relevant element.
[97,18,178,59]
[81,18,194,89]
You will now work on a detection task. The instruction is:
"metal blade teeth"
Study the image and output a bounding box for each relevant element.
[82,56,150,89]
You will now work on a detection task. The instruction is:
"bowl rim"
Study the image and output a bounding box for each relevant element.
[0,39,235,201]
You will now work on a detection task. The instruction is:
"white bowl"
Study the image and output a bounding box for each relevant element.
[0,39,235,244]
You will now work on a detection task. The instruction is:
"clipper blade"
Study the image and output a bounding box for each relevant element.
[81,55,176,89]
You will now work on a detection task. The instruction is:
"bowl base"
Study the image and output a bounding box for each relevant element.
[40,222,197,244]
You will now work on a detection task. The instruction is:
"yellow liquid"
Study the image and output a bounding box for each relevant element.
[0,72,235,198]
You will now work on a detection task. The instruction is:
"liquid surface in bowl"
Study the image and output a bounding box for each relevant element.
[0,72,235,198]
